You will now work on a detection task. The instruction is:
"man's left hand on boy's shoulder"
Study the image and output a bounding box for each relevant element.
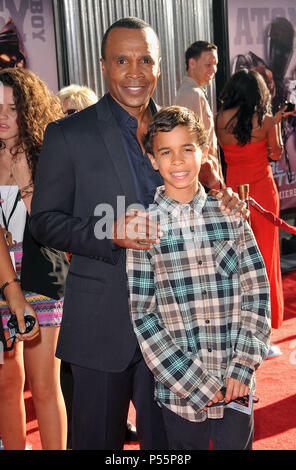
[209,187,249,220]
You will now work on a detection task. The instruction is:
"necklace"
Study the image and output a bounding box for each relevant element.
[0,141,16,181]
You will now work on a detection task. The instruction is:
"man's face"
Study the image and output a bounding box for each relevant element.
[190,50,218,87]
[101,27,161,116]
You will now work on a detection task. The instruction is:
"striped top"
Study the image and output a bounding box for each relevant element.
[126,184,271,422]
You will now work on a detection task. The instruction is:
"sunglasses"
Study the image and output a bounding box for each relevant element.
[64,109,78,116]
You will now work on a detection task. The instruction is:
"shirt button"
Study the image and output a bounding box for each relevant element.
[202,290,207,296]
[208,348,212,353]
[198,260,202,265]
[205,319,210,324]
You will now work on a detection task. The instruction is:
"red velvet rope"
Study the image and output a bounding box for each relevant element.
[249,198,296,235]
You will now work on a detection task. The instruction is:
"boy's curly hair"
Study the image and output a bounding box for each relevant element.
[0,68,63,176]
[143,106,208,155]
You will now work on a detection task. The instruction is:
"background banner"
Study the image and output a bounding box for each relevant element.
[227,0,296,211]
[0,0,58,93]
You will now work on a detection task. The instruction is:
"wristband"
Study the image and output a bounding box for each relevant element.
[0,278,21,298]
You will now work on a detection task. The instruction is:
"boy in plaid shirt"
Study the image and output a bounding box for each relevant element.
[126,106,271,450]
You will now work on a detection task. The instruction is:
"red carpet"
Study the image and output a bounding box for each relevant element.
[23,271,296,451]
[252,270,296,450]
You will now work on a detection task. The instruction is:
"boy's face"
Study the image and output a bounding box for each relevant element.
[148,125,208,203]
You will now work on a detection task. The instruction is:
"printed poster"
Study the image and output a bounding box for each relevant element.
[0,0,58,93]
[227,0,296,211]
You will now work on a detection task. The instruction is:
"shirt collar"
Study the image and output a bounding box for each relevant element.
[183,75,207,96]
[153,183,207,219]
[107,92,158,129]
[183,75,200,88]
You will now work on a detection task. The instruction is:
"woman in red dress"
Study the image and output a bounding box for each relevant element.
[216,69,293,333]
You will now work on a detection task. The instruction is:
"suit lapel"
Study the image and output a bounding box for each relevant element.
[94,95,137,208]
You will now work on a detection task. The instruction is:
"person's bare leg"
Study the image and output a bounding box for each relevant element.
[24,327,67,450]
[0,339,26,450]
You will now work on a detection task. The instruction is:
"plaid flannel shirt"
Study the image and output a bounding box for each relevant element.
[126,185,271,422]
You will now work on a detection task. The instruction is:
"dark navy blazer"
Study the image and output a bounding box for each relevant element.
[29,94,158,372]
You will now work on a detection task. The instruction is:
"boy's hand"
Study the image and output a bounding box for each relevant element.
[209,187,250,220]
[113,210,162,250]
[203,389,224,410]
[224,378,249,403]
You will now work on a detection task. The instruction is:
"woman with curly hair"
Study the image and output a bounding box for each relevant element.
[0,68,68,449]
[216,69,294,337]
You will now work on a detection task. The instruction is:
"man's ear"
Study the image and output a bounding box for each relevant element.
[148,153,159,171]
[100,58,106,77]
[188,57,197,72]
[157,57,161,78]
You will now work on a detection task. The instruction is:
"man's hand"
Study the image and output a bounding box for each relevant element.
[224,378,249,403]
[113,210,162,250]
[199,159,224,190]
[209,187,250,220]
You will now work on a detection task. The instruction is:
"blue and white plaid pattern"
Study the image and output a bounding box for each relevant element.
[126,185,271,422]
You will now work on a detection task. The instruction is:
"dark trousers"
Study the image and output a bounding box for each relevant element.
[60,361,74,449]
[162,404,254,450]
[71,347,168,450]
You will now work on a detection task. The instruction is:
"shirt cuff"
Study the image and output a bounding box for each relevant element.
[186,372,223,411]
[225,361,254,387]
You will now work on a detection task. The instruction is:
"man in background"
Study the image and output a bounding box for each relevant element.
[175,41,223,188]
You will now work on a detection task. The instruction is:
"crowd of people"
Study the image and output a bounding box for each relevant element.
[0,16,293,451]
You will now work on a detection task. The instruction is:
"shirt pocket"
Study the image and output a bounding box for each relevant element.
[212,240,239,277]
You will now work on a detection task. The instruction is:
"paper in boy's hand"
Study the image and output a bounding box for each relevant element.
[226,391,254,415]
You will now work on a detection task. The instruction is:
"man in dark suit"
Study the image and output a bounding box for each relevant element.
[29,17,247,450]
